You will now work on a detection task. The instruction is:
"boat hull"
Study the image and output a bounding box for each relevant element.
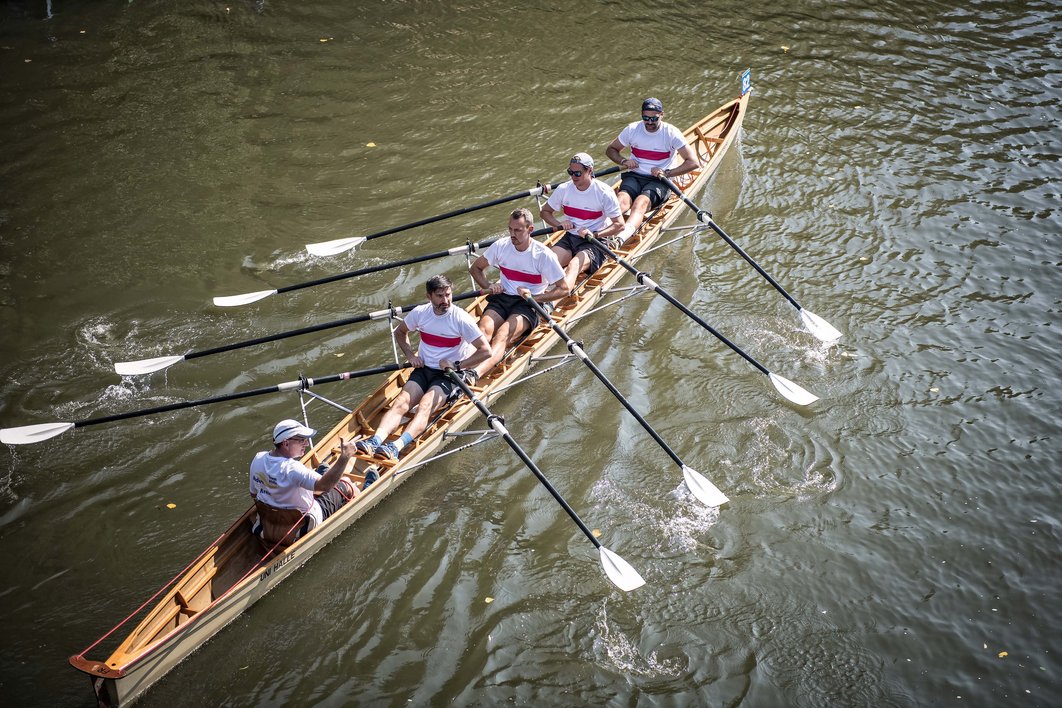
[71,86,750,706]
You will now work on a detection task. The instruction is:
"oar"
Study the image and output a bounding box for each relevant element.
[304,166,621,257]
[0,363,409,445]
[661,176,842,343]
[586,235,819,406]
[118,290,485,376]
[522,295,728,507]
[444,368,646,592]
[215,226,561,308]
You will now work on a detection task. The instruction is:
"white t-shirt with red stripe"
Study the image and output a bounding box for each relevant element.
[546,179,623,233]
[617,121,688,176]
[483,237,565,296]
[402,303,484,369]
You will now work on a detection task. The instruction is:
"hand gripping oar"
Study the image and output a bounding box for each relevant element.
[0,363,410,445]
[215,226,562,308]
[522,295,728,507]
[586,235,819,406]
[444,368,646,592]
[118,291,484,376]
[661,176,842,343]
[304,167,621,257]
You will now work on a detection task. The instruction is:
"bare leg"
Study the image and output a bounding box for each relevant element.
[373,381,423,441]
[475,314,530,376]
[623,194,653,237]
[561,250,594,292]
[402,386,448,439]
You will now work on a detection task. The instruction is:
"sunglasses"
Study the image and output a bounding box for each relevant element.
[566,168,585,177]
[641,115,661,123]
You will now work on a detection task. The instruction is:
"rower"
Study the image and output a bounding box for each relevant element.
[249,420,358,549]
[540,152,625,293]
[466,208,568,380]
[605,97,699,240]
[356,275,492,462]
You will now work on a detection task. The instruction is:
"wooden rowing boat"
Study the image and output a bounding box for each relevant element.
[70,79,751,707]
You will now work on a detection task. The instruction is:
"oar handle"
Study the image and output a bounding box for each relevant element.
[522,296,684,469]
[444,369,602,549]
[662,176,802,311]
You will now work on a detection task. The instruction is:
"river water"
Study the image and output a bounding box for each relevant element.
[1,1,1058,705]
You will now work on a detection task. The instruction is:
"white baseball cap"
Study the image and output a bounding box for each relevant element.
[571,152,594,169]
[272,419,316,444]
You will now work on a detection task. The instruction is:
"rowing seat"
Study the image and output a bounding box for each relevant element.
[252,500,308,555]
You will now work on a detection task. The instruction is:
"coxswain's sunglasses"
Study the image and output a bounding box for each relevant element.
[566,168,584,177]
[641,114,661,123]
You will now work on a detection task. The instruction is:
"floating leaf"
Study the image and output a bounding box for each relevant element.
[930,387,939,392]
[998,651,1008,658]
[335,352,345,357]
[484,596,494,603]
[166,503,177,509]
[591,528,602,538]
[366,142,377,147]
[781,45,790,53]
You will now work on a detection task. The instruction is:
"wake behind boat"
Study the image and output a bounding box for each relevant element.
[66,80,751,706]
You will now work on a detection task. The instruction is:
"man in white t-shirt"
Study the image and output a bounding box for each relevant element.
[540,152,625,293]
[249,419,358,543]
[468,208,567,379]
[356,274,492,461]
[605,97,699,240]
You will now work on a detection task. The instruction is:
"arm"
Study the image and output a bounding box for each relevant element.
[606,137,633,169]
[593,214,625,240]
[441,334,491,372]
[540,202,573,232]
[517,278,568,304]
[392,319,423,368]
[314,437,357,493]
[651,143,699,179]
[469,254,502,294]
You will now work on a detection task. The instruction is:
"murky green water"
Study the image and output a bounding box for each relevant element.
[1,1,1058,705]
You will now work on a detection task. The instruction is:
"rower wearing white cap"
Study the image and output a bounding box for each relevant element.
[540,152,625,293]
[249,419,359,546]
[605,97,699,240]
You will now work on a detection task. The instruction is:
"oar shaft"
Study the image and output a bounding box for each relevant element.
[190,291,483,362]
[340,167,621,249]
[279,244,492,296]
[445,370,602,549]
[80,367,402,429]
[524,298,684,468]
[662,176,801,310]
[588,238,770,375]
[74,364,407,430]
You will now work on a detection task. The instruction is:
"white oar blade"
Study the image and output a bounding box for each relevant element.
[1,422,75,445]
[800,308,842,343]
[681,464,729,507]
[599,546,646,592]
[768,372,819,406]
[114,355,185,376]
[212,289,278,307]
[305,236,366,257]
